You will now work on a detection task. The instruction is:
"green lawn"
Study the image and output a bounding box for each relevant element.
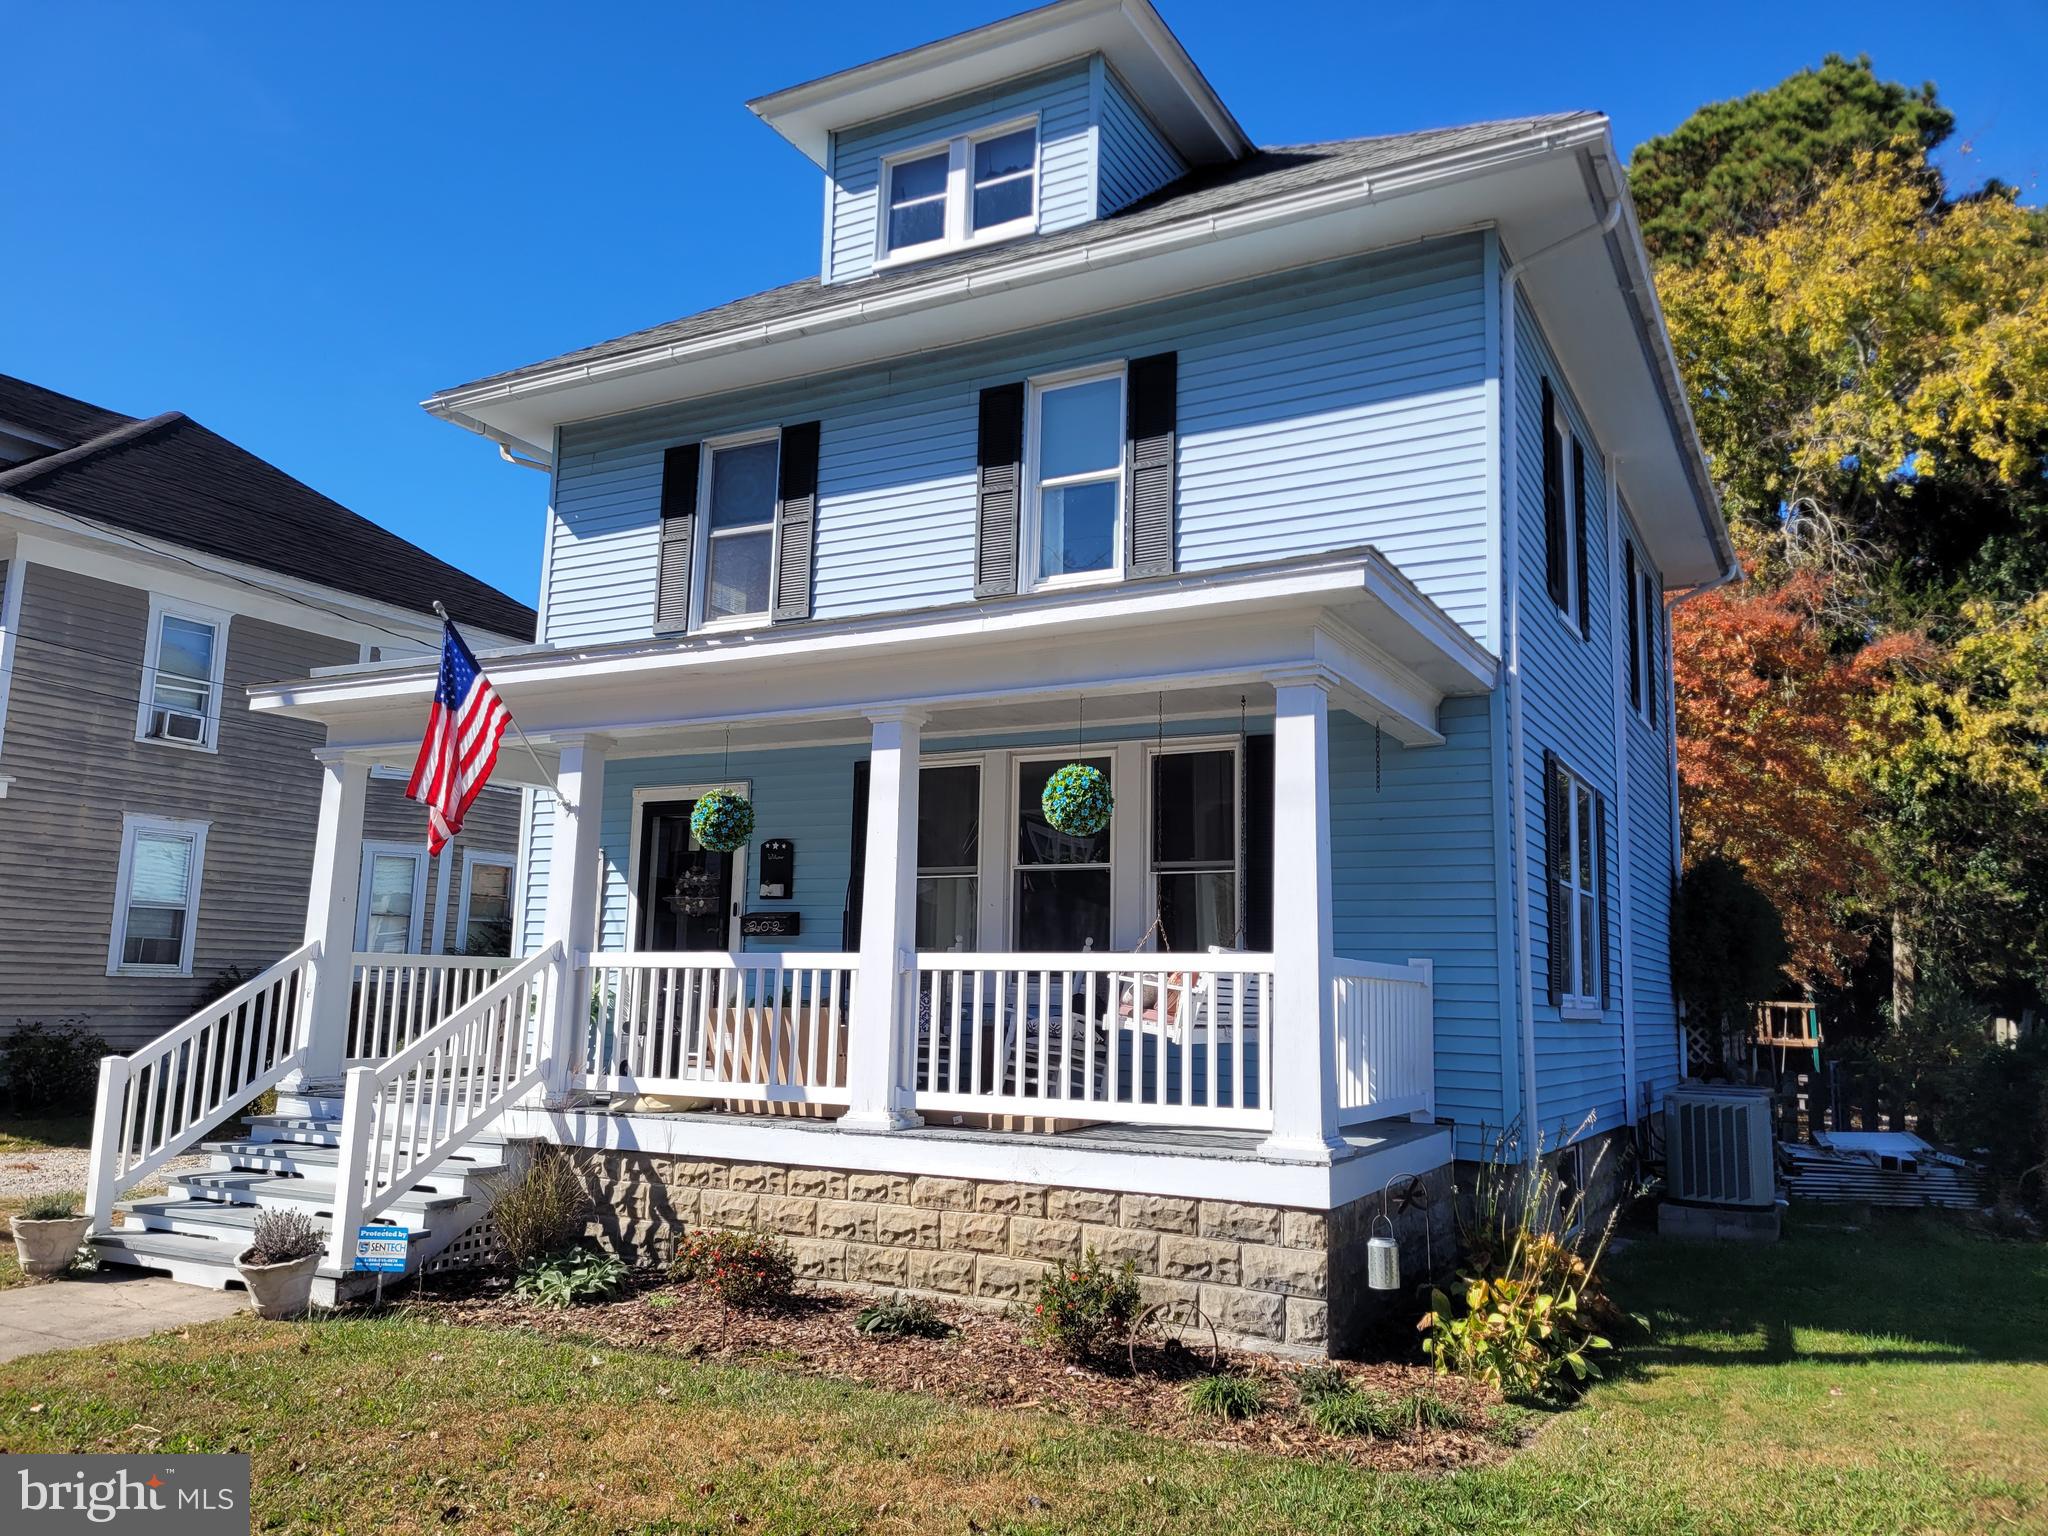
[0,1210,2041,1534]
[0,1114,92,1153]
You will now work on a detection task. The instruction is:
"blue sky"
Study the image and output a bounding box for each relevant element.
[4,1,2041,613]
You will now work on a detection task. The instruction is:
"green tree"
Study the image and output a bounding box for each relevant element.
[1630,53,1951,265]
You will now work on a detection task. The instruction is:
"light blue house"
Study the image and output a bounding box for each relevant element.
[90,0,1734,1353]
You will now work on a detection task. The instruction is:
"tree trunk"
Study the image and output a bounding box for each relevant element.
[1892,910,1918,1022]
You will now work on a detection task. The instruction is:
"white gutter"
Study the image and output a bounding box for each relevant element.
[1499,199,1627,1165]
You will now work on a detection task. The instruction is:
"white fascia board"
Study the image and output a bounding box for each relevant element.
[0,499,525,652]
[746,0,1248,169]
[251,551,1491,749]
[423,117,1607,439]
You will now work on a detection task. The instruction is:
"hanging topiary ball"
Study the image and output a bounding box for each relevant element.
[690,788,755,853]
[1041,762,1113,837]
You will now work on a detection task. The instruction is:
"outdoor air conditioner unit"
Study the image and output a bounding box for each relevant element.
[1664,1083,1776,1209]
[146,706,207,744]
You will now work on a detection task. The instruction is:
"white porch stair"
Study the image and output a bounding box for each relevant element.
[92,1089,510,1305]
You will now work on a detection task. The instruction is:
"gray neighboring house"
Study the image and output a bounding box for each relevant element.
[0,374,535,1052]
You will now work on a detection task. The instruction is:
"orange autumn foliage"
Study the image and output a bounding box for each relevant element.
[1672,570,1922,982]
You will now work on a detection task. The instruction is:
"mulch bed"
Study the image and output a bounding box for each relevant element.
[403,1272,1518,1472]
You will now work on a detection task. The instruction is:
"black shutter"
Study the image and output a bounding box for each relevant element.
[1625,541,1641,711]
[1543,749,1568,1007]
[843,759,870,950]
[772,421,820,622]
[655,442,700,633]
[1241,732,1274,951]
[1571,435,1590,636]
[1125,351,1177,576]
[1647,577,1661,725]
[1595,790,1611,1008]
[975,383,1025,598]
[1541,378,1568,611]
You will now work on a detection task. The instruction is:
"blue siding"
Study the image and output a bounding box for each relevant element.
[1095,59,1185,215]
[517,789,553,957]
[1330,700,1504,1152]
[1625,517,1683,1107]
[545,237,1495,650]
[1510,290,1628,1141]
[825,62,1095,286]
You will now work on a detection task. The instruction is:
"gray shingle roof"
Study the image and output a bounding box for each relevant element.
[0,373,136,454]
[433,115,1592,401]
[0,406,535,640]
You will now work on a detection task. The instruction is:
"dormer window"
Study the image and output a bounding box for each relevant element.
[878,117,1039,264]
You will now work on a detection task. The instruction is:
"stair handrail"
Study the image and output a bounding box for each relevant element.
[328,942,562,1262]
[85,939,322,1227]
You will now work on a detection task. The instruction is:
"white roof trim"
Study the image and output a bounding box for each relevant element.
[747,0,1249,169]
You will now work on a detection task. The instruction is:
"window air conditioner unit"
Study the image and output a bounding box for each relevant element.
[1664,1083,1776,1209]
[147,707,208,744]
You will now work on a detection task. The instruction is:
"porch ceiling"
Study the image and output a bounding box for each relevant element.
[251,548,1495,770]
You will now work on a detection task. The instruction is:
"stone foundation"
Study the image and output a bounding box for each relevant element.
[559,1146,1454,1358]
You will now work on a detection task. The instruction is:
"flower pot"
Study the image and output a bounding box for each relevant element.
[10,1214,92,1279]
[236,1249,322,1319]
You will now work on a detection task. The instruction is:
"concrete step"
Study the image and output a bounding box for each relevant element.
[165,1170,467,1221]
[202,1138,509,1180]
[242,1115,343,1148]
[91,1228,248,1290]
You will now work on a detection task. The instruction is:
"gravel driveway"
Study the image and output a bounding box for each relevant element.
[0,1147,208,1203]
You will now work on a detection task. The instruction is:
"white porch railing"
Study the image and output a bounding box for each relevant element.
[329,943,560,1251]
[1332,956,1435,1124]
[347,953,510,1062]
[574,952,855,1106]
[85,940,320,1225]
[908,951,1275,1130]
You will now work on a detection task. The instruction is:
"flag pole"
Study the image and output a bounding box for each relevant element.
[432,601,564,800]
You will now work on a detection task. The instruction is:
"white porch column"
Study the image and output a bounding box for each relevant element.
[539,734,610,1101]
[294,752,370,1086]
[843,708,925,1131]
[1258,672,1346,1162]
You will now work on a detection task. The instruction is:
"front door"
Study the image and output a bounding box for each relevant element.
[636,798,737,951]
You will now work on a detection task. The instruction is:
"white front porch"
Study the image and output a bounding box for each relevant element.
[85,551,1490,1287]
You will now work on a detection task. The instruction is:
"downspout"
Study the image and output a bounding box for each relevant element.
[1499,198,1625,1164]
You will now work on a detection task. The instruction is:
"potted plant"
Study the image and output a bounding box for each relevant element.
[236,1208,325,1319]
[10,1193,92,1279]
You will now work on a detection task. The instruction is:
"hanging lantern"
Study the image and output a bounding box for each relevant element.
[1365,1214,1401,1291]
[690,788,755,853]
[1041,762,1113,837]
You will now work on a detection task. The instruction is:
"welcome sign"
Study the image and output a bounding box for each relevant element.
[7,1455,250,1534]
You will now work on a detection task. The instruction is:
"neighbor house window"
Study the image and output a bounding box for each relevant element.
[109,814,208,975]
[878,118,1039,262]
[136,598,229,750]
[698,433,779,626]
[1150,746,1238,951]
[1013,756,1112,951]
[1028,367,1124,586]
[1547,756,1605,1013]
[916,763,981,950]
[357,843,428,954]
[459,852,515,956]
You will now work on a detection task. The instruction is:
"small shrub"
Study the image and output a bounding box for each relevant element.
[514,1248,628,1307]
[1295,1365,1350,1405]
[1023,1248,1142,1364]
[485,1146,588,1270]
[198,965,259,1008]
[243,1208,323,1267]
[1186,1371,1265,1422]
[1304,1385,1406,1439]
[2,1020,108,1113]
[853,1293,954,1339]
[21,1193,81,1221]
[671,1227,797,1310]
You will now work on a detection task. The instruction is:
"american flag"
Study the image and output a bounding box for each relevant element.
[405,619,512,855]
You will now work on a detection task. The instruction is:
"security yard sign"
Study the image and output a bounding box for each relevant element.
[354,1222,408,1273]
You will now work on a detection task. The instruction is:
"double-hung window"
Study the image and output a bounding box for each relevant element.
[109,814,208,975]
[137,598,229,750]
[1624,537,1659,724]
[697,433,779,627]
[459,851,516,956]
[879,118,1039,264]
[357,843,428,954]
[1541,378,1589,636]
[1027,367,1124,587]
[1547,755,1605,1014]
[916,763,981,950]
[1013,756,1112,951]
[1150,746,1238,951]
